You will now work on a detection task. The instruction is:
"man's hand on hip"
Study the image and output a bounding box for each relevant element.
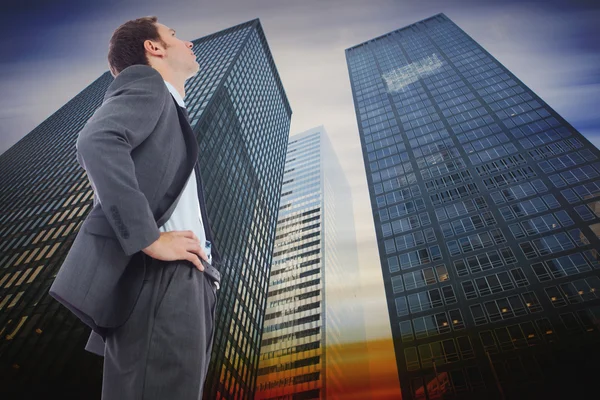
[142,230,207,271]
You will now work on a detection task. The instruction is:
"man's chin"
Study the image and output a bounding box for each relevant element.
[187,66,199,79]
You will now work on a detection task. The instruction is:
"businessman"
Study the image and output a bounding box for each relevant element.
[49,16,221,399]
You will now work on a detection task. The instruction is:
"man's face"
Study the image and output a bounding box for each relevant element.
[153,22,199,78]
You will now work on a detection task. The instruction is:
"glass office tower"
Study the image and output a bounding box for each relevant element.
[256,127,365,399]
[0,19,291,400]
[346,13,600,400]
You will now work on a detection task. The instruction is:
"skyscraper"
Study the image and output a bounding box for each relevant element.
[0,19,291,400]
[346,13,600,400]
[256,126,366,399]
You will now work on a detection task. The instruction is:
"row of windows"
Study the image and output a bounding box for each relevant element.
[508,211,573,238]
[261,312,320,333]
[476,79,519,102]
[561,179,600,203]
[468,143,519,165]
[430,183,479,206]
[453,248,517,277]
[469,70,511,92]
[501,107,552,130]
[404,336,475,371]
[480,319,555,354]
[510,118,562,147]
[436,92,478,112]
[380,171,417,192]
[414,138,454,158]
[256,371,320,391]
[435,196,488,221]
[364,122,401,144]
[391,264,450,294]
[422,73,465,98]
[441,99,481,119]
[544,276,600,308]
[548,162,600,188]
[384,227,437,254]
[366,131,404,158]
[397,100,435,121]
[365,130,403,153]
[451,114,495,135]
[439,211,496,238]
[519,126,571,149]
[461,268,529,300]
[463,132,509,153]
[382,212,431,237]
[375,185,422,208]
[402,110,441,132]
[361,110,395,130]
[388,245,443,273]
[360,103,392,121]
[425,170,472,192]
[470,291,543,326]
[379,198,426,222]
[421,158,466,180]
[395,285,458,316]
[531,251,598,282]
[369,151,409,172]
[495,98,543,122]
[555,307,600,335]
[451,46,487,68]
[447,228,507,256]
[424,68,463,91]
[393,91,430,109]
[415,146,460,169]
[539,149,598,174]
[519,230,588,260]
[367,143,406,162]
[527,138,583,161]
[482,166,537,190]
[481,83,525,106]
[430,81,471,102]
[372,161,413,183]
[475,154,527,177]
[498,195,560,222]
[399,308,465,342]
[446,106,488,128]
[408,129,450,150]
[490,180,549,205]
[488,91,535,113]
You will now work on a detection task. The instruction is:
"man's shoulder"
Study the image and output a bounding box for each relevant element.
[104,65,167,100]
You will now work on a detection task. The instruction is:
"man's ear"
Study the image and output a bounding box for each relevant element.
[144,39,164,58]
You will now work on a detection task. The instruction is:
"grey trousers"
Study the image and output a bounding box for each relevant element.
[99,255,218,400]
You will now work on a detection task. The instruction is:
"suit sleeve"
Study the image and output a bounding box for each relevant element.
[76,66,167,256]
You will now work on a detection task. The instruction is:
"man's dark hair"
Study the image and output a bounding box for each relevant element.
[108,16,167,77]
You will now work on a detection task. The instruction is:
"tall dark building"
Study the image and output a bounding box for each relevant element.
[0,19,291,399]
[346,13,600,400]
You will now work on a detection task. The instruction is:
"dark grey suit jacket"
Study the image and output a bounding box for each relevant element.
[49,64,221,337]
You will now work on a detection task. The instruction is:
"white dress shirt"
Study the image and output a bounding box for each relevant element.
[160,80,211,266]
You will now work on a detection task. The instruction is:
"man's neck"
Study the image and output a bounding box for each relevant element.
[152,67,186,99]
[165,80,185,100]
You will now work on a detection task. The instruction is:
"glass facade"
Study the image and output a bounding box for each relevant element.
[0,19,291,400]
[257,128,325,400]
[346,13,600,400]
[256,126,364,399]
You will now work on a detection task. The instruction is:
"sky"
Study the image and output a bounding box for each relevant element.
[1,0,599,393]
